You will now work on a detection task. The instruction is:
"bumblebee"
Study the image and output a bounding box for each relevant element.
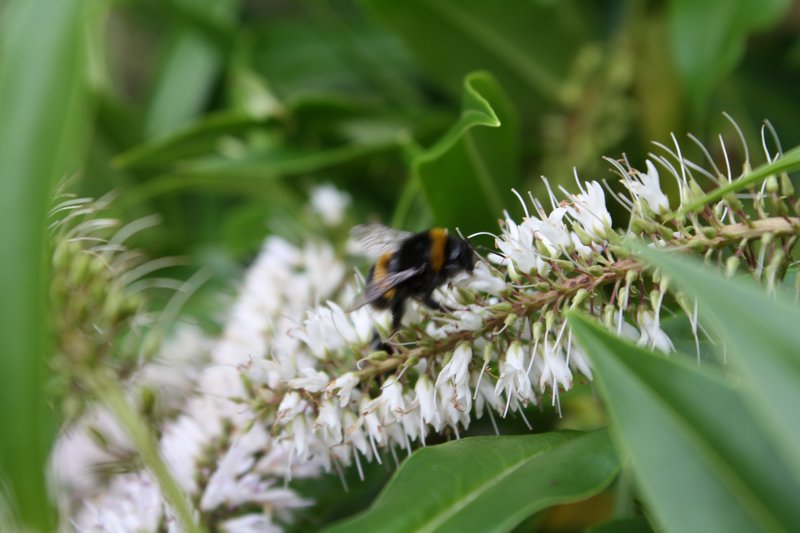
[348,224,477,333]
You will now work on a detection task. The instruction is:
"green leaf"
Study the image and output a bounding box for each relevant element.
[360,0,589,115]
[119,139,403,205]
[633,244,800,486]
[143,0,238,137]
[413,71,519,235]
[668,0,790,111]
[567,312,800,533]
[587,517,653,533]
[174,138,403,179]
[251,17,402,102]
[0,0,94,528]
[114,111,269,170]
[325,430,619,533]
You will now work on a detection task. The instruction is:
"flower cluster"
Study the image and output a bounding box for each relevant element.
[54,120,800,531]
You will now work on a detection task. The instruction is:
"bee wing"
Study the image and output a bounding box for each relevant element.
[346,265,424,311]
[348,224,413,258]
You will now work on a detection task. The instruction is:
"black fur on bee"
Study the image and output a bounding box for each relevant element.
[349,225,476,344]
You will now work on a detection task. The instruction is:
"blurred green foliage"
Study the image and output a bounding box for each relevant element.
[3,0,800,529]
[0,0,94,528]
[78,0,799,264]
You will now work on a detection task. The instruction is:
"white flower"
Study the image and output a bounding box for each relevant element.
[309,183,351,226]
[139,323,211,408]
[276,391,307,422]
[463,261,507,294]
[378,377,406,421]
[626,160,670,214]
[361,396,387,448]
[343,410,371,459]
[428,305,487,338]
[201,426,269,510]
[295,307,341,358]
[220,514,282,533]
[290,414,314,462]
[160,399,225,494]
[437,380,472,432]
[302,243,345,299]
[288,367,330,393]
[415,375,442,432]
[328,302,374,346]
[454,307,485,331]
[50,408,130,499]
[637,310,674,352]
[567,180,612,239]
[535,342,573,396]
[328,372,360,408]
[73,472,163,532]
[494,341,534,416]
[524,207,571,255]
[571,232,594,260]
[495,214,548,275]
[568,343,593,381]
[315,400,344,445]
[435,343,473,389]
[474,372,502,420]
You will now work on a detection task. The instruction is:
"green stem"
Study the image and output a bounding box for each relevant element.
[673,145,800,218]
[88,372,204,533]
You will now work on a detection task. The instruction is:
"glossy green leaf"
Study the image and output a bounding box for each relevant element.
[413,71,519,235]
[634,245,800,485]
[325,430,619,533]
[0,0,94,528]
[568,312,800,533]
[360,0,589,115]
[668,0,790,111]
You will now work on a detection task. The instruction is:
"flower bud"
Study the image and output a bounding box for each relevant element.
[532,321,543,341]
[482,343,494,364]
[504,313,519,328]
[571,288,589,308]
[780,173,794,196]
[725,255,740,278]
[766,175,779,193]
[724,192,743,212]
[603,304,615,327]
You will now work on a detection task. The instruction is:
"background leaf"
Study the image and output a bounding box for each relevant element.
[142,0,238,137]
[325,430,619,533]
[668,0,790,112]
[360,0,591,118]
[568,312,800,533]
[413,71,519,234]
[0,0,94,528]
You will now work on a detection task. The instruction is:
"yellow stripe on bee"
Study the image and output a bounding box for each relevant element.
[429,228,448,272]
[375,252,396,299]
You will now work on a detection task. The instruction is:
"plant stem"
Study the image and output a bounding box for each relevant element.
[88,371,204,533]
